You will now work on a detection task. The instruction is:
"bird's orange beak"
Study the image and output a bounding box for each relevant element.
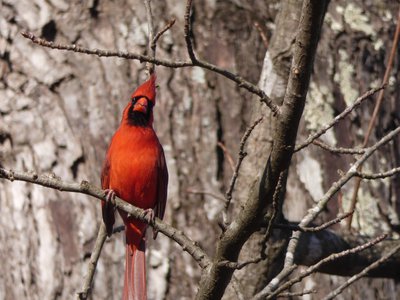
[132,97,149,114]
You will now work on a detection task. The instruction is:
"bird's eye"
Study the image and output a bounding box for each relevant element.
[131,97,139,104]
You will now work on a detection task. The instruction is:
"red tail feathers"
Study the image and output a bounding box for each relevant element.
[123,240,147,300]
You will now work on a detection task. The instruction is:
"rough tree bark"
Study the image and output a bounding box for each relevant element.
[0,0,399,300]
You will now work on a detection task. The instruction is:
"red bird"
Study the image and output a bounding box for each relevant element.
[101,73,168,300]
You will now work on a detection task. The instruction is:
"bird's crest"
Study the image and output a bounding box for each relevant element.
[131,73,157,106]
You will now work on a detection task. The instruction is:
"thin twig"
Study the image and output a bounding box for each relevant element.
[218,257,262,270]
[77,223,108,300]
[295,86,385,152]
[184,0,197,62]
[144,0,155,73]
[217,142,235,172]
[21,31,191,67]
[264,171,286,244]
[254,22,269,49]
[277,289,316,298]
[274,211,354,233]
[354,166,400,180]
[312,139,366,155]
[346,8,400,229]
[224,117,264,223]
[252,265,298,299]
[258,234,388,300]
[322,243,400,300]
[0,168,211,269]
[21,31,279,114]
[151,19,176,50]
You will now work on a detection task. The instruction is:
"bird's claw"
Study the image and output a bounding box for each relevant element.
[104,189,116,206]
[143,208,160,239]
[143,208,155,225]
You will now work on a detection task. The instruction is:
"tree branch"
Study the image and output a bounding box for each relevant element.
[312,139,367,155]
[323,244,400,300]
[354,166,400,180]
[0,168,211,269]
[273,210,354,233]
[20,28,279,114]
[194,1,329,299]
[223,116,264,224]
[259,234,388,300]
[295,85,385,152]
[77,223,108,300]
[144,0,155,73]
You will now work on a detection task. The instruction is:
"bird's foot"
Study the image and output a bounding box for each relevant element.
[143,208,155,225]
[143,208,160,239]
[104,189,116,206]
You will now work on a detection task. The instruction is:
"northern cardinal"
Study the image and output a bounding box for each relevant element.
[101,73,168,300]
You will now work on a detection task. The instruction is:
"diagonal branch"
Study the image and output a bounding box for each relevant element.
[223,116,264,224]
[151,19,176,51]
[0,168,211,269]
[257,234,388,300]
[312,139,367,155]
[77,223,108,300]
[274,210,354,233]
[354,166,400,180]
[322,243,400,300]
[295,85,385,152]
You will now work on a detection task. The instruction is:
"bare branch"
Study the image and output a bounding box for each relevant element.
[354,166,400,180]
[253,22,269,49]
[253,265,298,299]
[77,223,108,300]
[184,0,197,63]
[217,257,262,270]
[21,31,279,114]
[277,289,316,298]
[144,0,155,73]
[295,86,385,152]
[151,19,176,50]
[0,168,211,269]
[256,234,388,300]
[217,142,235,172]
[20,31,191,67]
[224,116,264,221]
[273,211,354,233]
[264,171,286,242]
[312,139,366,155]
[322,243,400,300]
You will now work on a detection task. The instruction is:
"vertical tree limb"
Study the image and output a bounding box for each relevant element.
[194,1,329,299]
